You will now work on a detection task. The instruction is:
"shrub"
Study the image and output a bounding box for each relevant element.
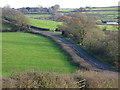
[74,70,118,88]
[2,71,79,88]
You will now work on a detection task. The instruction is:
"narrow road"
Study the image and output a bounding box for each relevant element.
[31,28,119,72]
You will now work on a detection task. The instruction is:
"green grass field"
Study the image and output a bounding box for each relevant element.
[90,7,118,11]
[98,25,118,31]
[91,11,118,14]
[58,9,74,12]
[82,6,119,21]
[25,14,51,18]
[29,19,63,30]
[2,33,78,76]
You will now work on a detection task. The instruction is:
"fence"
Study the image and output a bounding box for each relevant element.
[77,79,86,89]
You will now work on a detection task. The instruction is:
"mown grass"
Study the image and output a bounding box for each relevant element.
[2,33,78,76]
[98,25,118,31]
[29,19,63,30]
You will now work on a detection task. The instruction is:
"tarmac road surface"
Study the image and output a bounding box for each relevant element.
[31,28,119,72]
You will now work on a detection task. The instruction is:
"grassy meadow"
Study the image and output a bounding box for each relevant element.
[58,9,74,12]
[82,6,118,21]
[90,7,118,10]
[86,7,118,13]
[98,25,118,31]
[25,14,51,18]
[29,19,63,30]
[2,32,78,76]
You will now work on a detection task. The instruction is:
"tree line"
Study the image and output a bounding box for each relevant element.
[2,7,29,32]
[18,4,60,15]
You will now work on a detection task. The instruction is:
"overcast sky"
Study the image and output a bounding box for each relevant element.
[0,0,120,8]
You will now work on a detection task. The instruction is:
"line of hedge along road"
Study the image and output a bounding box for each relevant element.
[28,28,101,72]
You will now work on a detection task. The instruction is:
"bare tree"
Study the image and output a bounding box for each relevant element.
[59,13,96,45]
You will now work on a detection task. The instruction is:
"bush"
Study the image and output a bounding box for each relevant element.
[84,29,119,67]
[2,71,79,88]
[2,70,118,88]
[74,70,118,88]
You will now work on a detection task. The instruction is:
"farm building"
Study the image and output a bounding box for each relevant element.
[106,22,118,25]
[102,21,118,25]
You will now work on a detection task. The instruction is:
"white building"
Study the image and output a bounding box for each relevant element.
[106,22,118,25]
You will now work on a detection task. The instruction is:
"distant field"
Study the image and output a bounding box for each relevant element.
[90,11,118,14]
[98,25,118,31]
[58,9,74,12]
[90,7,118,11]
[25,14,51,18]
[107,15,118,18]
[2,33,78,76]
[82,6,119,21]
[84,13,118,21]
[29,19,63,30]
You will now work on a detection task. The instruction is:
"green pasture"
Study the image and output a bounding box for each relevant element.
[58,9,74,12]
[107,15,118,17]
[82,6,119,21]
[90,10,118,14]
[98,25,118,31]
[90,7,118,11]
[2,33,78,76]
[29,19,63,30]
[25,14,51,18]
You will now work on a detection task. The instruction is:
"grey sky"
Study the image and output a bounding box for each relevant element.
[0,0,119,8]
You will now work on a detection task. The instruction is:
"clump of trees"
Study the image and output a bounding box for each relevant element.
[49,4,60,14]
[59,13,96,45]
[18,4,60,15]
[2,7,29,32]
[58,13,119,68]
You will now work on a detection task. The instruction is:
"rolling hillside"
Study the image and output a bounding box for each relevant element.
[2,32,78,76]
[29,19,63,31]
